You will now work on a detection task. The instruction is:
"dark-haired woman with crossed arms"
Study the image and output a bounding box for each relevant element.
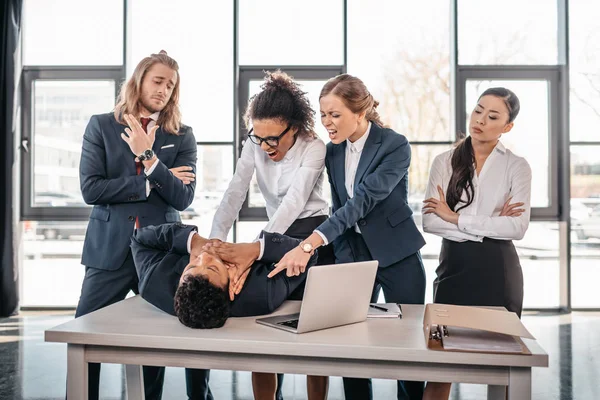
[422,87,532,400]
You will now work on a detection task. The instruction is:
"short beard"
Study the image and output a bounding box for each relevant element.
[139,97,164,115]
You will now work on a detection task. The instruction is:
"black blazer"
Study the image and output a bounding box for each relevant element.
[130,223,318,317]
[318,123,425,267]
[79,112,197,270]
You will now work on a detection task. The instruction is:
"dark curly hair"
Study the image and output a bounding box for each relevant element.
[244,70,316,138]
[174,275,230,329]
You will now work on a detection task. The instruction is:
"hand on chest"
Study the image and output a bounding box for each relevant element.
[108,129,179,175]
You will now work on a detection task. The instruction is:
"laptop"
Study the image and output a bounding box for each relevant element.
[256,260,378,334]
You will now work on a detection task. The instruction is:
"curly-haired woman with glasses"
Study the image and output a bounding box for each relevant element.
[208,70,332,400]
[210,71,330,247]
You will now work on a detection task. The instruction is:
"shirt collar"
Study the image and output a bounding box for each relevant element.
[140,111,160,122]
[346,122,372,153]
[495,140,506,154]
[283,134,302,161]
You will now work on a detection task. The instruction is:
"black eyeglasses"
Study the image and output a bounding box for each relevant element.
[247,124,292,148]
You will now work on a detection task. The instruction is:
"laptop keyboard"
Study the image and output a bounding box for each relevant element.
[277,319,299,329]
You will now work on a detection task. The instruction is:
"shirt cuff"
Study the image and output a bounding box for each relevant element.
[457,214,474,234]
[257,236,265,260]
[145,180,151,197]
[144,158,159,176]
[314,230,329,246]
[187,231,197,254]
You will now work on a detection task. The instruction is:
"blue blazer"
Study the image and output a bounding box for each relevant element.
[317,123,425,268]
[79,113,197,270]
[130,223,317,317]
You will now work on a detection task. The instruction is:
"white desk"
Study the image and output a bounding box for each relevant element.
[45,296,548,400]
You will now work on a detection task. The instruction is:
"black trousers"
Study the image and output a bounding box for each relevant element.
[434,238,524,317]
[341,231,426,400]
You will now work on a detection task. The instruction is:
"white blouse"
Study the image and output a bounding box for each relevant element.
[209,135,329,241]
[422,141,532,242]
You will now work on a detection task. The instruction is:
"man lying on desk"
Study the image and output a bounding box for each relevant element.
[130,222,318,329]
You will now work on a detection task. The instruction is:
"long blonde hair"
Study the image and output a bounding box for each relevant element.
[114,51,182,135]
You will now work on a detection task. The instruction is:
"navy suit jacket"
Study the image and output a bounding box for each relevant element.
[130,223,318,318]
[317,123,425,268]
[79,112,197,270]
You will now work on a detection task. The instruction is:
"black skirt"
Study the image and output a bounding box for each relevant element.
[433,238,524,317]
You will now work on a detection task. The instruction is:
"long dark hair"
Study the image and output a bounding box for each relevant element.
[446,87,520,212]
[244,70,316,138]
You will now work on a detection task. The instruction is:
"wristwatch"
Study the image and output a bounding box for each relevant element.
[300,241,315,254]
[138,149,155,161]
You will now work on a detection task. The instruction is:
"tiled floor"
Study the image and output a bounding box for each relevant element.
[0,310,599,400]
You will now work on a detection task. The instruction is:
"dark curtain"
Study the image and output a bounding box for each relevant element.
[0,0,22,317]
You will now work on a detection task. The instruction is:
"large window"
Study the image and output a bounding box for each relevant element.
[21,69,122,221]
[18,0,592,311]
[23,0,124,66]
[238,0,343,66]
[569,0,600,308]
[129,0,234,142]
[463,77,556,210]
[457,0,558,65]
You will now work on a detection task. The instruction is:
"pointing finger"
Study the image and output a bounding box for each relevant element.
[268,264,285,278]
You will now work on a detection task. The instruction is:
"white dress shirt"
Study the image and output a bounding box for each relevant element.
[422,141,532,242]
[209,135,329,242]
[345,122,372,235]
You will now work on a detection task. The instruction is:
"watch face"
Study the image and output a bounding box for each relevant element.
[144,149,154,158]
[302,243,312,252]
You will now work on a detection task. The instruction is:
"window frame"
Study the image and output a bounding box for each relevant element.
[456,65,563,221]
[20,66,125,221]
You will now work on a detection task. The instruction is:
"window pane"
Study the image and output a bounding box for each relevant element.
[245,78,333,210]
[239,0,343,65]
[458,0,557,65]
[236,221,269,243]
[129,0,233,142]
[21,220,87,306]
[348,0,451,141]
[571,145,600,308]
[517,222,560,308]
[184,146,234,240]
[569,1,600,142]
[32,80,116,207]
[410,144,453,304]
[465,80,550,208]
[408,145,452,203]
[23,0,123,65]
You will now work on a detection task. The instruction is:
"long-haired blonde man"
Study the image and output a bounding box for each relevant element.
[76,51,206,400]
